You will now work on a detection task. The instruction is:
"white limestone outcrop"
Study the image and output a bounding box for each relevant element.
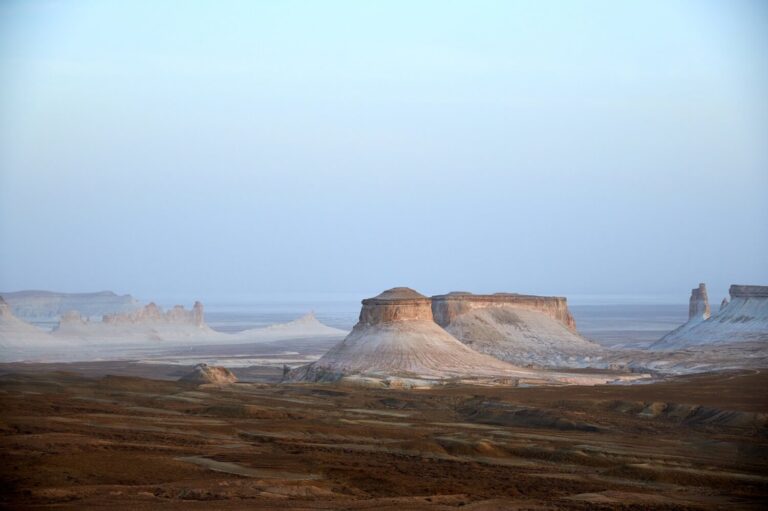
[431,292,602,368]
[289,288,624,385]
[652,284,768,350]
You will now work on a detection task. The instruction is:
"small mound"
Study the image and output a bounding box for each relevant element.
[179,363,237,385]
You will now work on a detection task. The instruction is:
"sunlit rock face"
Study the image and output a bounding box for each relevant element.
[689,283,711,321]
[179,363,237,385]
[358,287,434,324]
[431,292,601,368]
[653,284,768,350]
[289,287,529,383]
[432,292,577,331]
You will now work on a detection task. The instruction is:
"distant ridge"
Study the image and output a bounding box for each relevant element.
[1,290,141,322]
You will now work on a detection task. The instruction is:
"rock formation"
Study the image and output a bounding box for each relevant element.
[688,283,710,321]
[179,363,237,385]
[432,292,577,331]
[290,288,530,382]
[431,292,602,368]
[653,284,768,350]
[720,298,729,311]
[52,302,223,343]
[101,301,205,327]
[288,288,618,385]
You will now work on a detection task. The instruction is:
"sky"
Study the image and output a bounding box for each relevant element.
[0,0,766,303]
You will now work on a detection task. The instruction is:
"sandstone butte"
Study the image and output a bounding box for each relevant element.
[289,287,626,385]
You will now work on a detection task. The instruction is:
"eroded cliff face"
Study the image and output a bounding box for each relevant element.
[689,283,711,321]
[729,285,768,298]
[431,292,577,331]
[429,292,599,368]
[653,284,768,349]
[289,287,531,383]
[358,287,433,324]
[101,301,205,327]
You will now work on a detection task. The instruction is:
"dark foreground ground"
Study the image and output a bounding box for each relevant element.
[0,368,767,510]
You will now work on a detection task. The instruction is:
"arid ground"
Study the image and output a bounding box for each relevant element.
[1,367,766,510]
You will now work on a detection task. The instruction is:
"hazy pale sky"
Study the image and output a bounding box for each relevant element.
[1,0,766,302]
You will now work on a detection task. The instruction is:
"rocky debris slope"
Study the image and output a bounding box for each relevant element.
[652,284,768,350]
[431,292,602,368]
[179,363,237,385]
[0,290,140,323]
[289,288,632,385]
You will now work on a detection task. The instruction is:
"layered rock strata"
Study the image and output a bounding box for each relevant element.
[432,292,577,331]
[689,283,711,321]
[290,288,533,382]
[653,284,768,350]
[431,292,601,368]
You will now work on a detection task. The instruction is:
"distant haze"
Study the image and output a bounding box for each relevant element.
[1,1,766,304]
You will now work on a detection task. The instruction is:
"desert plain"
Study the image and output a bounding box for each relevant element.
[1,363,766,510]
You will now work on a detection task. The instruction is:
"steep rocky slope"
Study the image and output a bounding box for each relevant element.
[431,292,602,368]
[653,284,768,350]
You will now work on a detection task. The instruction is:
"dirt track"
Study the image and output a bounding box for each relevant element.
[1,369,767,509]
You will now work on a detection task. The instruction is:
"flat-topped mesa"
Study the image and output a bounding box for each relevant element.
[730,285,768,299]
[101,301,206,327]
[359,287,433,324]
[431,292,577,331]
[288,287,536,383]
[689,283,710,321]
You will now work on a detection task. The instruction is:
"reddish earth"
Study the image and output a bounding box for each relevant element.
[0,366,766,510]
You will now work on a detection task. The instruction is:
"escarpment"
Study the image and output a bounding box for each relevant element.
[654,284,768,350]
[431,292,601,368]
[431,292,577,331]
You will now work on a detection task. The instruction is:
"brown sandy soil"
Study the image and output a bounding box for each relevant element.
[0,369,766,510]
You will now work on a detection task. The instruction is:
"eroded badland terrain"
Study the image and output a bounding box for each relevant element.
[1,369,766,510]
